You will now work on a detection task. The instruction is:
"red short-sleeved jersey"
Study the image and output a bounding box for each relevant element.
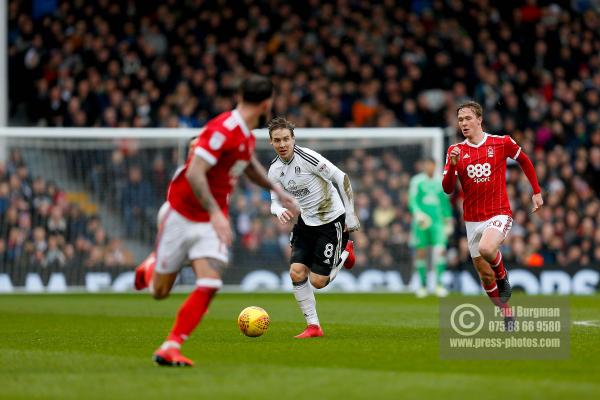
[443,133,521,222]
[167,110,255,222]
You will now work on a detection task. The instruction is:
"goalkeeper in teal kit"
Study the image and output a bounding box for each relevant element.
[408,157,453,298]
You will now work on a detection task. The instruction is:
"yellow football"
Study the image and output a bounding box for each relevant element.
[237,306,270,337]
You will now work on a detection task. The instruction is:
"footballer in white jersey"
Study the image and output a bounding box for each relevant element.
[268,145,354,227]
[266,117,358,338]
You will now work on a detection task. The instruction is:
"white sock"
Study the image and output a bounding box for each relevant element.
[293,278,319,326]
[160,340,180,350]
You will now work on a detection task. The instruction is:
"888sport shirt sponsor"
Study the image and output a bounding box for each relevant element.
[444,133,521,222]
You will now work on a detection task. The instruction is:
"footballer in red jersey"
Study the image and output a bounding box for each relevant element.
[442,101,543,326]
[134,76,297,366]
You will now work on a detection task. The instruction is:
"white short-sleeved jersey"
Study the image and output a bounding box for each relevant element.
[268,145,345,226]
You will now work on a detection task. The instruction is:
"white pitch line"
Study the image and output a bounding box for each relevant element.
[573,320,600,327]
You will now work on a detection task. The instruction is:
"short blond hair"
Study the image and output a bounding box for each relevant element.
[456,101,483,118]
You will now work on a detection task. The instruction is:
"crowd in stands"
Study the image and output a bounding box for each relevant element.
[81,145,182,241]
[5,0,600,272]
[0,150,133,272]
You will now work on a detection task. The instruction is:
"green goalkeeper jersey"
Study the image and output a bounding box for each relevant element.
[408,173,452,223]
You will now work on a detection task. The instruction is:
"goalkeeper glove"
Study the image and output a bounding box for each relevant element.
[414,211,432,229]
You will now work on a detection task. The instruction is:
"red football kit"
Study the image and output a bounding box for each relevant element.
[167,109,255,222]
[442,133,540,222]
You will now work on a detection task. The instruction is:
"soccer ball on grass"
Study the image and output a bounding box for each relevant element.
[237,306,270,337]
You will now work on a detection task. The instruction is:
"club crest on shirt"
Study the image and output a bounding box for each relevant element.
[295,166,301,175]
[209,131,226,150]
[487,147,494,158]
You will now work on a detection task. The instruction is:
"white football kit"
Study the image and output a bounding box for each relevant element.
[268,145,359,228]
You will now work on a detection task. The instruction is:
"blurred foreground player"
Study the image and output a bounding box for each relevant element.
[442,101,543,327]
[134,76,296,366]
[134,136,199,287]
[267,117,359,338]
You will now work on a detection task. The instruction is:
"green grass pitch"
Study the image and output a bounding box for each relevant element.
[1,293,599,399]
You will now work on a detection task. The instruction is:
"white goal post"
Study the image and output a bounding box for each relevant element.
[0,126,445,293]
[0,127,444,167]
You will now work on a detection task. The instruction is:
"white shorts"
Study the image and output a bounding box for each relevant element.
[157,202,170,226]
[155,203,229,275]
[465,215,513,258]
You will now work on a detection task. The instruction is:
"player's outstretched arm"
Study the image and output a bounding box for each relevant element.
[270,190,295,224]
[186,155,232,245]
[330,167,360,231]
[407,176,421,215]
[301,146,359,230]
[439,182,454,235]
[245,155,298,214]
[245,155,276,191]
[515,151,544,213]
[408,176,431,228]
[186,156,219,213]
[442,146,460,194]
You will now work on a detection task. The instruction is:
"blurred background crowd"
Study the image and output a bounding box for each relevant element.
[0,150,133,271]
[3,0,600,276]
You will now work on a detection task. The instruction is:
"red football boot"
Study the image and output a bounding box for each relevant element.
[343,240,355,269]
[294,324,324,339]
[134,252,156,290]
[153,346,194,367]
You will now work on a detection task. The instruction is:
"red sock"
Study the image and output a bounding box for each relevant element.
[167,285,219,344]
[482,280,503,307]
[491,251,506,280]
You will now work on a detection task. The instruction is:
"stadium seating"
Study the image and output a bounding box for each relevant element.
[5,0,600,273]
[0,149,133,269]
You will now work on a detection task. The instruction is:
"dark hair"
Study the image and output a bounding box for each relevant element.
[187,136,198,154]
[240,75,274,103]
[456,101,483,118]
[267,116,295,139]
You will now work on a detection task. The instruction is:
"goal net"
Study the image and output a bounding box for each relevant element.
[0,127,443,293]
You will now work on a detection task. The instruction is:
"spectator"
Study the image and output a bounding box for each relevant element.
[3,0,600,276]
[45,235,66,268]
[0,183,10,216]
[0,155,133,272]
[372,194,397,228]
[108,238,134,266]
[120,165,152,238]
[66,204,87,243]
[47,206,67,237]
